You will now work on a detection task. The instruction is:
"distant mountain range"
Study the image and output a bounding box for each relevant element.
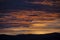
[0,32,60,40]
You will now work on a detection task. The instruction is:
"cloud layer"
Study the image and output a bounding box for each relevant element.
[0,0,60,35]
[0,10,60,35]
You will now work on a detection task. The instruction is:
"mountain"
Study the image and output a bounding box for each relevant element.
[0,32,60,40]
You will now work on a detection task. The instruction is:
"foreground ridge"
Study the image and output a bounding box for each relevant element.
[0,32,60,40]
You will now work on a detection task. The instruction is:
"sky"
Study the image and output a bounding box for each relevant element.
[0,0,60,35]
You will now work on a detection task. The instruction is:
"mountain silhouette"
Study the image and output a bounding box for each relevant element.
[0,32,60,40]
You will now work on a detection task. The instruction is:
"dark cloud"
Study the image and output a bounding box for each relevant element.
[0,0,60,13]
[0,23,30,29]
[0,23,18,28]
[42,26,60,29]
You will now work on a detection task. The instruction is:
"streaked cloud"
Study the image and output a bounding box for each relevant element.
[0,0,60,35]
[0,10,60,35]
[26,1,53,6]
[26,0,60,6]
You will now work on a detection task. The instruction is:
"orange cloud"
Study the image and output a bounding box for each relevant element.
[31,23,47,27]
[0,27,60,35]
[0,10,60,35]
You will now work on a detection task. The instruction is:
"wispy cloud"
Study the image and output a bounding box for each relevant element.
[0,0,60,35]
[0,10,60,35]
[26,1,53,6]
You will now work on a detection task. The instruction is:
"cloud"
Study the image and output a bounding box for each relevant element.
[0,10,59,29]
[26,0,60,6]
[0,26,60,35]
[0,0,60,13]
[26,1,53,6]
[0,0,60,35]
[46,19,60,29]
[0,10,60,35]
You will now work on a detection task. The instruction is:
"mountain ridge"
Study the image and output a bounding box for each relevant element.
[0,32,60,40]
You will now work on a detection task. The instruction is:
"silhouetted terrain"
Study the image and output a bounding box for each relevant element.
[0,32,60,40]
